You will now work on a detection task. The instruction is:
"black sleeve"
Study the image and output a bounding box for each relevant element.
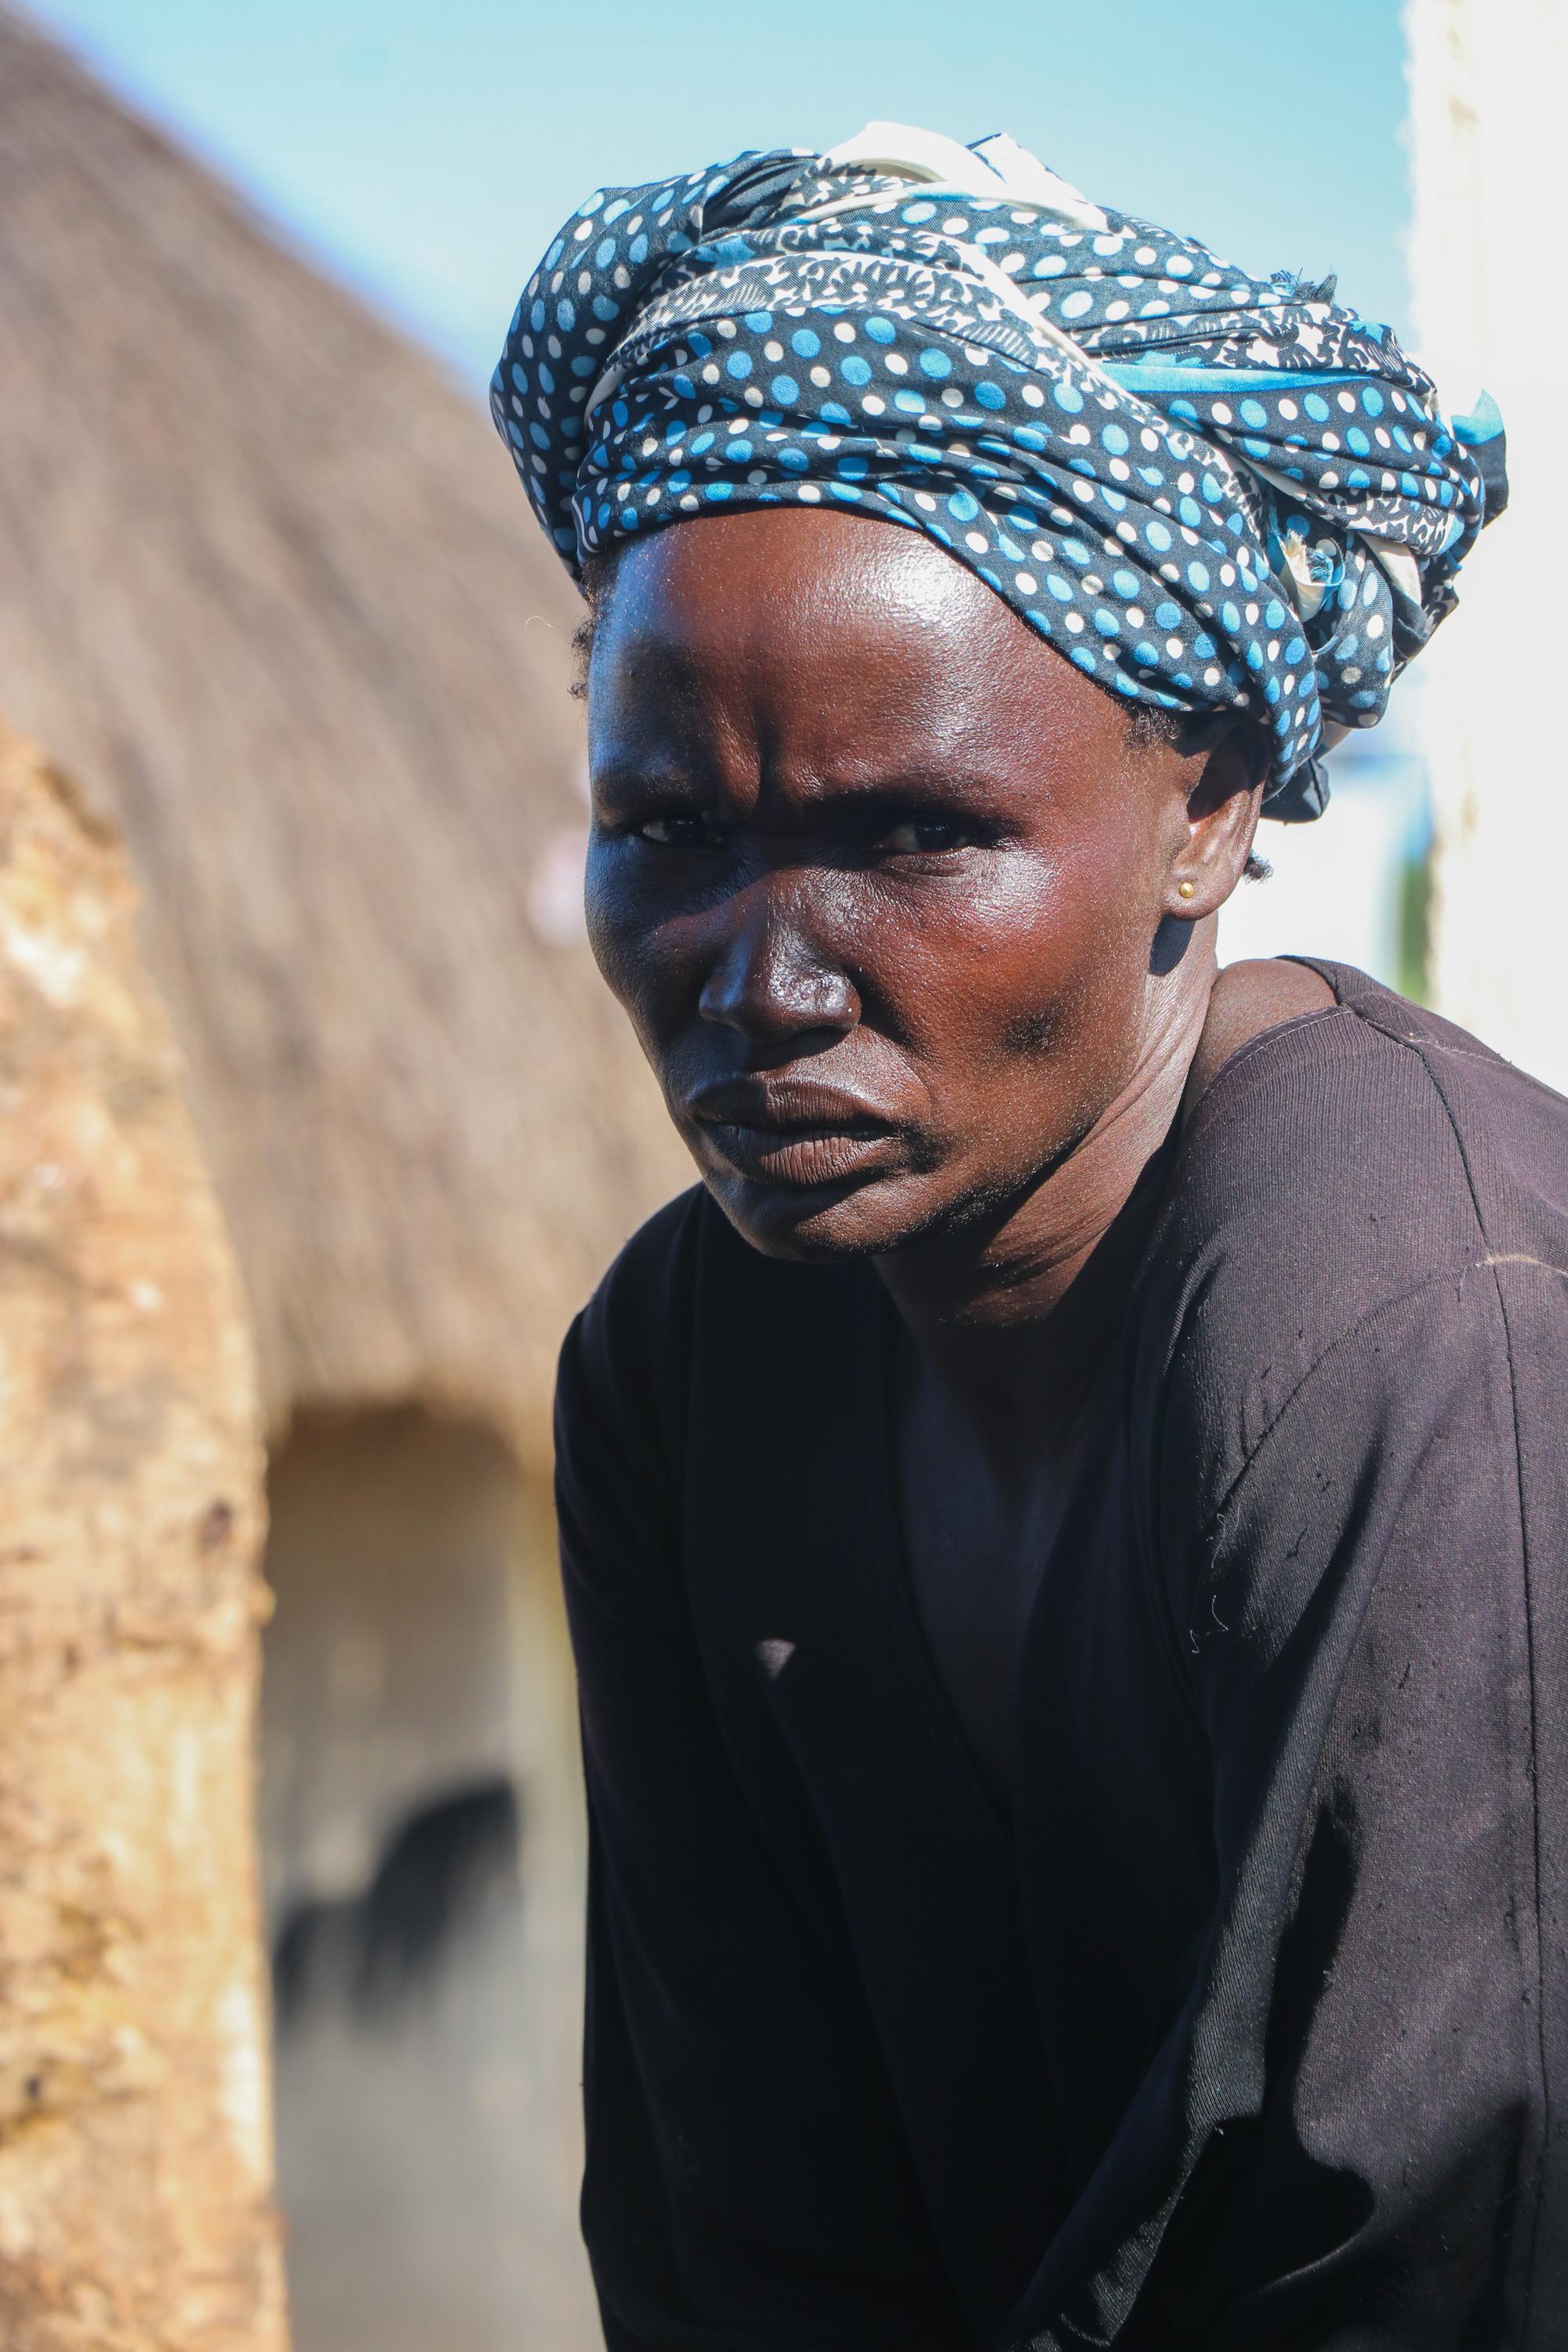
[554,1238,967,2351]
[1137,1265,1549,2347]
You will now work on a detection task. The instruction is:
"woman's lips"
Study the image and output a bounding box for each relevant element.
[700,1119,901,1190]
[688,1083,902,1189]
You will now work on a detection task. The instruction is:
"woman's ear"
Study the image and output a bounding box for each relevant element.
[1161,720,1267,921]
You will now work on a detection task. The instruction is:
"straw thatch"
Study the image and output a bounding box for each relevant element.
[0,7,689,1450]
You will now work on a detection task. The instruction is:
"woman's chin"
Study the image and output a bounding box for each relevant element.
[699,1162,936,1263]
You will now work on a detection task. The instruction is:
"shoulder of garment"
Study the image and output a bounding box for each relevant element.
[1123,956,1568,1631]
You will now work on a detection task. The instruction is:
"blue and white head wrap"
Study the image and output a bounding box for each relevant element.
[492,123,1506,820]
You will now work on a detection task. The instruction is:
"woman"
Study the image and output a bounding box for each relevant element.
[493,126,1560,2346]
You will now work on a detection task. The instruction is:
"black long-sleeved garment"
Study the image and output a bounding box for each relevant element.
[554,962,1568,2349]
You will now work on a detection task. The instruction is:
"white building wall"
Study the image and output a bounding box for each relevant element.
[1405,0,1568,1088]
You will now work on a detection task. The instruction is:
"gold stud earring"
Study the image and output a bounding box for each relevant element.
[1178,880,1196,900]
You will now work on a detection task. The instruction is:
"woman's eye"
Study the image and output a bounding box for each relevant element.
[877,817,977,855]
[633,811,722,848]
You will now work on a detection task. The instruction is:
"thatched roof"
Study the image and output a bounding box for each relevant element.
[0,9,689,1452]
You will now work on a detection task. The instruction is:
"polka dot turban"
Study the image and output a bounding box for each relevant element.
[492,122,1507,820]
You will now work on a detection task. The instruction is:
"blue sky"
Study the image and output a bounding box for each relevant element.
[23,0,1414,398]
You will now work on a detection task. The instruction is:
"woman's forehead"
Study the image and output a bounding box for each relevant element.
[594,510,1120,735]
[587,512,1133,800]
[606,506,1004,637]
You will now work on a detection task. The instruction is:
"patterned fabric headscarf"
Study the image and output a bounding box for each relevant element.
[492,122,1506,819]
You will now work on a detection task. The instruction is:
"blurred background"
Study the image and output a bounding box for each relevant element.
[0,2,1551,2343]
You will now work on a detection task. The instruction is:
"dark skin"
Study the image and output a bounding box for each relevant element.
[585,505,1333,1794]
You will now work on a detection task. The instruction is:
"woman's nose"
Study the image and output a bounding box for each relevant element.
[697,898,859,1044]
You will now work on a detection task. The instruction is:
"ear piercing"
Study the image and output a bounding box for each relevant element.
[1178,880,1196,899]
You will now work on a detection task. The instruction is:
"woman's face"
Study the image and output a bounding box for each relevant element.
[585,506,1250,1261]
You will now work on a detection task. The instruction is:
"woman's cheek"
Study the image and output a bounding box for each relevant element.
[585,845,668,993]
[925,851,1145,1116]
[906,852,1080,1037]
[582,866,637,1010]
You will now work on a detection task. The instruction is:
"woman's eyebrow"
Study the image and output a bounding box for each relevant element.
[590,761,707,803]
[799,765,1028,811]
[590,757,1038,822]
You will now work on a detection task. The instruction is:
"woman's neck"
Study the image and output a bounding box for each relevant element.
[873,941,1215,1479]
